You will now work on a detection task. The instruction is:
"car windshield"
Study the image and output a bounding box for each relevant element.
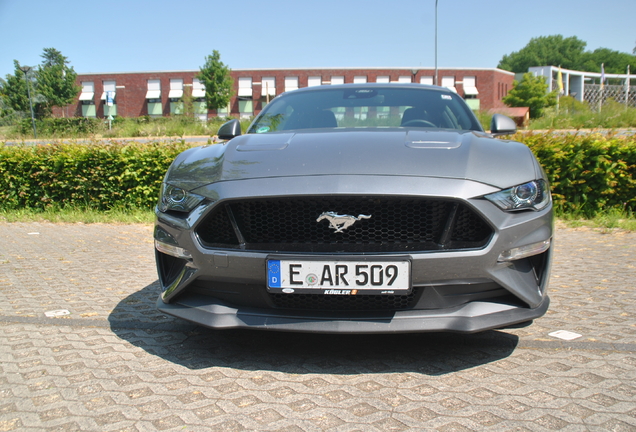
[248,86,483,134]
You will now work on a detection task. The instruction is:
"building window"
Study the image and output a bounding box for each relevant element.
[331,76,344,85]
[146,79,162,117]
[397,76,411,83]
[238,77,253,97]
[353,76,367,84]
[463,76,479,99]
[192,78,207,121]
[146,79,161,99]
[79,81,94,101]
[441,76,457,93]
[80,82,95,118]
[238,99,253,118]
[376,76,390,83]
[261,77,276,96]
[420,76,434,85]
[169,79,184,99]
[101,80,117,117]
[169,79,184,115]
[192,78,206,98]
[285,77,298,92]
[237,77,253,118]
[307,76,322,87]
[216,105,229,117]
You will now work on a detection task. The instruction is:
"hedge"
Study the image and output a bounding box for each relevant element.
[1,133,635,215]
[18,117,103,136]
[517,132,636,215]
[0,140,195,210]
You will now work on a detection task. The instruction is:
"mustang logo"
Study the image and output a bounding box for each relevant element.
[316,212,371,233]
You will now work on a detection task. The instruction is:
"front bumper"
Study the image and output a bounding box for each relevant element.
[154,175,553,334]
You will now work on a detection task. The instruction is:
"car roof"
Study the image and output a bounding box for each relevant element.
[287,83,449,94]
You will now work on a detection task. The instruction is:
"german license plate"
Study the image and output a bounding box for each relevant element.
[267,259,410,294]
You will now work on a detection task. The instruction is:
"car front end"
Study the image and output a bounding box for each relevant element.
[154,84,553,333]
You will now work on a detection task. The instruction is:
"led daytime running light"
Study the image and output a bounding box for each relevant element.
[155,240,192,260]
[498,239,551,262]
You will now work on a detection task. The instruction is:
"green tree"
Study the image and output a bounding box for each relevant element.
[196,50,233,111]
[503,72,556,118]
[579,48,636,74]
[498,35,587,73]
[498,35,636,75]
[0,60,33,114]
[36,48,80,116]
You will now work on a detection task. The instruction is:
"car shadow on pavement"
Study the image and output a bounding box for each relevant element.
[109,282,519,376]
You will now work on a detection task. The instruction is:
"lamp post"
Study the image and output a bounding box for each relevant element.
[19,65,37,138]
[434,0,439,86]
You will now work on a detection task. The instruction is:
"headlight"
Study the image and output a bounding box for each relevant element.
[158,183,205,213]
[485,180,551,211]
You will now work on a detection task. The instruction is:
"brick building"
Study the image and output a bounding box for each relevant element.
[55,67,514,120]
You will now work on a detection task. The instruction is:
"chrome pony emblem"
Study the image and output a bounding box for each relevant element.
[316,212,371,233]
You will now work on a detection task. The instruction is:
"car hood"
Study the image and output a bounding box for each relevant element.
[168,129,539,190]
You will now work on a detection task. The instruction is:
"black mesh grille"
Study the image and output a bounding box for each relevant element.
[269,290,420,311]
[196,197,492,253]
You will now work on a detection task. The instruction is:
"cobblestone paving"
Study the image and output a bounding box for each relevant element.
[0,222,634,431]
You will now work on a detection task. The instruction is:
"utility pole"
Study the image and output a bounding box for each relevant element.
[435,0,439,86]
[19,65,37,138]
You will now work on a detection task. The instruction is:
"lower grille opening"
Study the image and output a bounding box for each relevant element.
[157,251,187,287]
[529,249,550,288]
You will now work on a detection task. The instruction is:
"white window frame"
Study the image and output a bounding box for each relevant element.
[397,76,411,83]
[463,76,479,95]
[100,81,116,102]
[261,77,276,96]
[376,76,390,83]
[146,79,161,99]
[284,76,298,92]
[169,79,184,99]
[353,76,367,84]
[441,76,457,93]
[331,76,344,85]
[420,76,434,85]
[79,82,94,101]
[238,77,253,97]
[192,78,206,98]
[307,76,322,87]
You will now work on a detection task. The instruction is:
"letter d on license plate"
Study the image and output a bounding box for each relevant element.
[267,259,410,294]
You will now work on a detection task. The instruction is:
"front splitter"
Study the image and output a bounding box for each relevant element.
[157,293,549,334]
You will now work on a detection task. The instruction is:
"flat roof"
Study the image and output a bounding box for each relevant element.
[77,67,514,76]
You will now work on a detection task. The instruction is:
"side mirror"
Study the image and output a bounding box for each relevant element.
[490,114,517,136]
[217,119,242,140]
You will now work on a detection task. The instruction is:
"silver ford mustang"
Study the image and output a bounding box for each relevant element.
[154,84,553,333]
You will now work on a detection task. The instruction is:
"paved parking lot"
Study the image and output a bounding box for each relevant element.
[0,222,634,431]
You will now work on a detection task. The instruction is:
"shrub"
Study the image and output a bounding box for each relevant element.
[515,132,636,216]
[0,140,196,210]
[18,117,104,137]
[2,133,634,216]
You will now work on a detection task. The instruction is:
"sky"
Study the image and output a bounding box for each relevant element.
[0,0,635,79]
